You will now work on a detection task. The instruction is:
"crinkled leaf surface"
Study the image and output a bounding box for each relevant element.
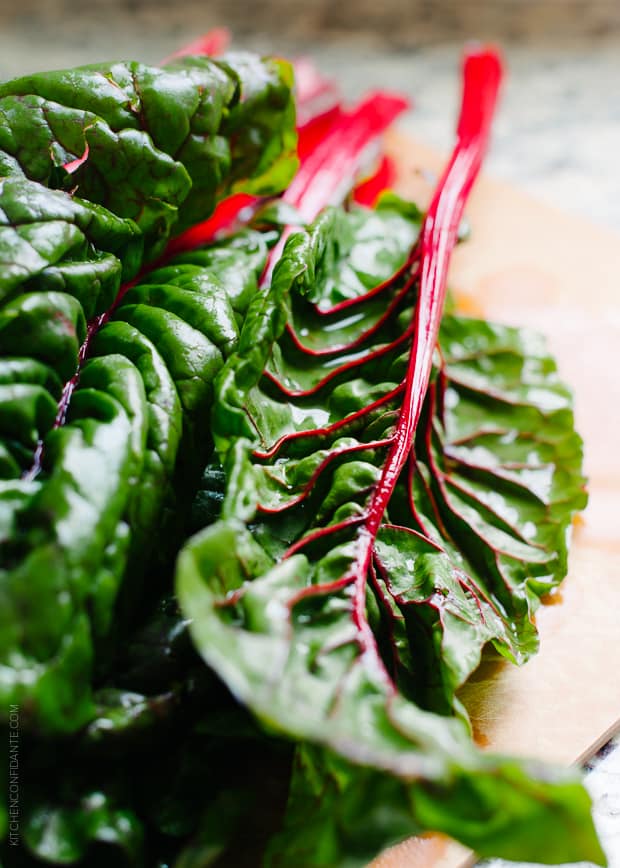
[0,176,143,311]
[0,229,269,732]
[0,53,297,259]
[176,198,598,865]
[0,45,297,735]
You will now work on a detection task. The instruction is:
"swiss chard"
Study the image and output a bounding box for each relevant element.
[0,226,270,732]
[0,53,297,259]
[0,46,404,737]
[0,34,599,868]
[176,49,597,864]
[0,43,302,734]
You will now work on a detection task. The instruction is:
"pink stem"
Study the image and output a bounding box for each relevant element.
[160,28,231,64]
[284,92,409,223]
[260,92,409,287]
[63,143,90,174]
[363,47,503,539]
[345,46,502,676]
[164,193,258,256]
[293,57,337,107]
[352,154,398,207]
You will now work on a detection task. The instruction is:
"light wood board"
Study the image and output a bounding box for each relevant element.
[370,132,620,868]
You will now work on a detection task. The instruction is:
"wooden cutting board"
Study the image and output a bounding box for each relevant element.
[370,132,620,868]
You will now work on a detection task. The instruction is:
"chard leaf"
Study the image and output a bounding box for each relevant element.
[0,53,297,719]
[265,744,602,868]
[0,176,143,311]
[0,54,298,257]
[0,230,269,732]
[4,591,290,867]
[0,44,296,734]
[215,53,299,201]
[176,119,597,865]
[22,793,143,866]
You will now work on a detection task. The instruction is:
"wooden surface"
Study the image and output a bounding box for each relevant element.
[371,132,620,868]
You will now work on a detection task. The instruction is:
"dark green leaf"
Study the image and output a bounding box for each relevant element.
[23,792,143,866]
[0,54,297,258]
[0,226,268,732]
[0,176,143,307]
[176,199,597,865]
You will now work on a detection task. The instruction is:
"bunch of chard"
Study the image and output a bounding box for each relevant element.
[0,32,603,868]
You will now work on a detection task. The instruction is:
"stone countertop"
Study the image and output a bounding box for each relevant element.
[0,26,619,230]
[0,11,618,867]
[309,41,620,231]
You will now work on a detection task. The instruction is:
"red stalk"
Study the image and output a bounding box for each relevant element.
[273,47,503,682]
[363,47,502,540]
[163,193,257,256]
[260,91,409,286]
[160,28,231,64]
[63,143,90,174]
[353,154,398,207]
[351,46,501,669]
[296,105,343,162]
[283,92,408,223]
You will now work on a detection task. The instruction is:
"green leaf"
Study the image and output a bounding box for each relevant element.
[23,792,143,866]
[219,53,299,201]
[176,199,598,865]
[265,745,421,868]
[0,176,143,310]
[0,54,297,258]
[0,227,268,733]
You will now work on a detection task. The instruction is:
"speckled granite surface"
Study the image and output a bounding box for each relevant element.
[301,41,620,231]
[0,25,619,231]
[0,6,618,866]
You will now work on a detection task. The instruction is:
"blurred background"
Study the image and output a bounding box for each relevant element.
[0,0,619,227]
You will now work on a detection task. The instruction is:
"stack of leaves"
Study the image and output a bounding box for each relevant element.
[0,51,297,732]
[0,35,605,868]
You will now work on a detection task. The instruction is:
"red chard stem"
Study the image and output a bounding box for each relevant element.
[364,46,503,538]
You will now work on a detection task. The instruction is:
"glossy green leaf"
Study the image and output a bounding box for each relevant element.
[177,199,597,865]
[0,175,143,309]
[218,53,298,200]
[0,227,268,733]
[0,94,191,262]
[23,792,143,866]
[267,744,603,867]
[0,291,86,381]
[0,54,297,258]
